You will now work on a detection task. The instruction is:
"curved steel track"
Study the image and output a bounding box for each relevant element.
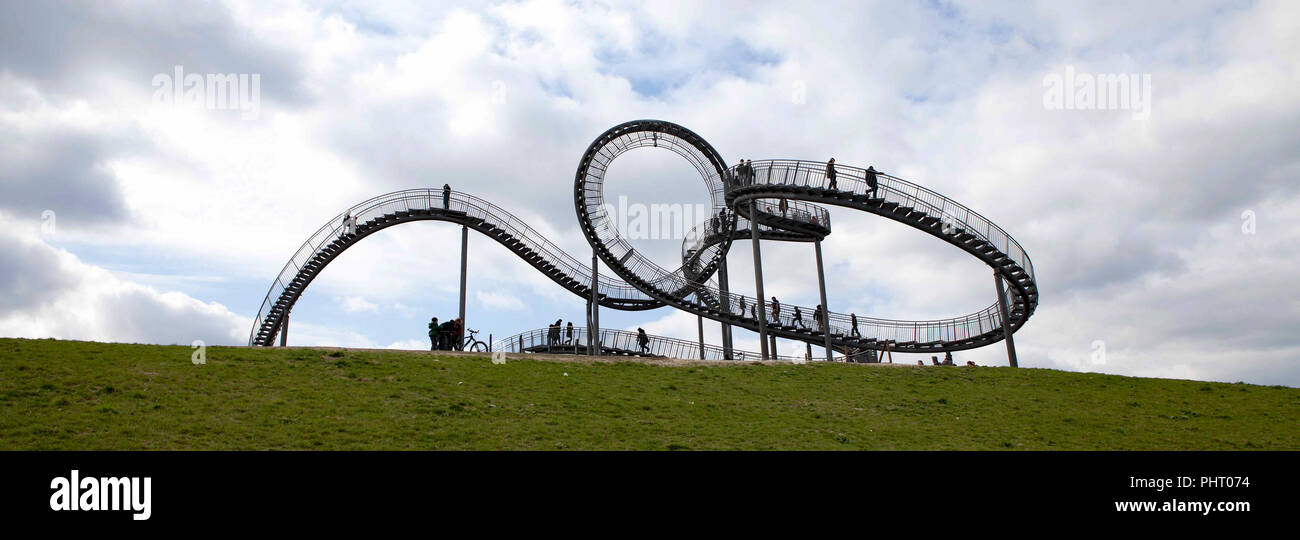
[251,120,1037,358]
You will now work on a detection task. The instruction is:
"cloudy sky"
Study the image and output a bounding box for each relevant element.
[1,0,1297,386]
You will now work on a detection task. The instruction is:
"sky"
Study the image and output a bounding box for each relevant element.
[1,0,1297,386]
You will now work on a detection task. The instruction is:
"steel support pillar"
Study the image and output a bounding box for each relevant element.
[814,240,833,363]
[279,313,288,347]
[698,314,706,360]
[458,225,468,349]
[718,257,734,360]
[750,200,770,360]
[994,272,1019,367]
[590,252,601,356]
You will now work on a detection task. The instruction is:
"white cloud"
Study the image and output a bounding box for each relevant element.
[476,290,525,311]
[0,223,247,345]
[336,295,379,313]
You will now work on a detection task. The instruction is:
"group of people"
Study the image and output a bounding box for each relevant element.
[918,352,970,366]
[733,159,758,186]
[731,158,880,198]
[824,158,881,197]
[546,319,576,347]
[427,316,465,351]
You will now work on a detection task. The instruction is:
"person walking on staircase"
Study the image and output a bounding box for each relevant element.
[825,158,838,190]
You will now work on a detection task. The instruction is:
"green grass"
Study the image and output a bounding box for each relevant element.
[1,338,1296,450]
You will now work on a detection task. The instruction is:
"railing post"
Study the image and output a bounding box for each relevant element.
[814,240,832,363]
[750,200,770,361]
[995,271,1019,367]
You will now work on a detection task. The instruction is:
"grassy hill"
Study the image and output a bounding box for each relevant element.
[1,338,1296,450]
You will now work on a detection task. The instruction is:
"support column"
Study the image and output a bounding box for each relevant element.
[590,253,601,356]
[279,313,288,347]
[698,314,706,360]
[750,200,770,360]
[458,225,468,348]
[814,240,833,363]
[718,257,734,360]
[994,272,1019,367]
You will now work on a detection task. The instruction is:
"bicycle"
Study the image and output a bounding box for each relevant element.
[460,329,488,352]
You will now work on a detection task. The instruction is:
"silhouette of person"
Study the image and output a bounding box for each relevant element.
[825,158,837,190]
[850,313,861,338]
[792,306,805,328]
[779,198,788,217]
[566,321,574,344]
[434,317,444,351]
[770,297,780,324]
[864,165,878,198]
[442,184,451,210]
[637,327,650,353]
[341,211,352,238]
[738,296,746,317]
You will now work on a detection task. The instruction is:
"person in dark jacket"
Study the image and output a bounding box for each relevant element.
[825,158,837,190]
[439,320,456,350]
[637,327,650,354]
[442,184,451,210]
[850,313,861,338]
[434,317,444,351]
[565,321,574,344]
[770,297,781,324]
[864,166,879,198]
[792,306,805,329]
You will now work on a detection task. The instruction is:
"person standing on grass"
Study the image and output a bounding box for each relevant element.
[434,317,444,351]
[454,318,465,350]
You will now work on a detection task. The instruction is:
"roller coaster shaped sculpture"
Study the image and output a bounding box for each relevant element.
[250,120,1038,364]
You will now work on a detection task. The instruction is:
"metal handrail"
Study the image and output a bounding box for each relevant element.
[250,188,660,345]
[493,327,817,363]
